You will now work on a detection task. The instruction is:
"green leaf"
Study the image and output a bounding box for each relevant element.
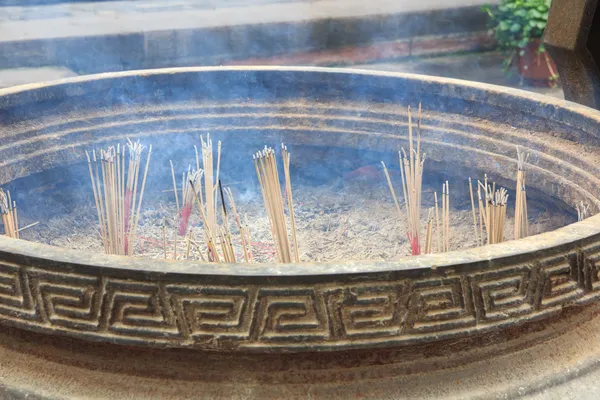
[528,9,542,18]
[484,0,551,50]
[515,8,527,16]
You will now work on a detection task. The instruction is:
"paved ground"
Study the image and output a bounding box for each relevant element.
[353,52,564,99]
[0,0,497,41]
[0,66,76,88]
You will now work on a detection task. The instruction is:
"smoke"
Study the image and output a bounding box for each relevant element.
[0,1,584,248]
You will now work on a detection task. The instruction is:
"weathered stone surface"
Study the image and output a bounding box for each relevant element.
[0,67,599,355]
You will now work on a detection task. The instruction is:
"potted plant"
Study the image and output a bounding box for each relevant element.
[483,0,559,86]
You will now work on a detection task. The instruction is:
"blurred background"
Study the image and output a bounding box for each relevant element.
[0,0,559,97]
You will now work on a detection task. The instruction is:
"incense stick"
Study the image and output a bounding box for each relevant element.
[381,161,403,220]
[441,182,451,252]
[18,221,39,232]
[186,231,192,260]
[162,219,167,259]
[282,144,300,262]
[225,188,250,263]
[424,208,434,254]
[434,192,440,253]
[170,160,180,215]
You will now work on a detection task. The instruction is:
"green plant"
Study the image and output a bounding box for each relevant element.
[483,0,551,51]
[483,0,558,85]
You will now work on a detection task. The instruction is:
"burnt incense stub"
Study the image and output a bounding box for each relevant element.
[0,67,599,357]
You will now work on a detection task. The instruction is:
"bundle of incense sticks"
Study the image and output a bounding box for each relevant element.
[0,189,18,238]
[187,177,250,264]
[577,201,590,221]
[480,183,509,245]
[253,144,299,263]
[187,184,248,264]
[86,140,152,255]
[514,146,530,240]
[382,104,425,256]
[172,134,221,237]
[400,105,426,255]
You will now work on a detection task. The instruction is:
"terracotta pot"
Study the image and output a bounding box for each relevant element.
[517,39,558,81]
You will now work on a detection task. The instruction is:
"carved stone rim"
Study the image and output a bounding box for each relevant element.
[1,67,600,352]
[0,66,598,278]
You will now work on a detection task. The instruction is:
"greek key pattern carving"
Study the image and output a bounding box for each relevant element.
[1,243,600,351]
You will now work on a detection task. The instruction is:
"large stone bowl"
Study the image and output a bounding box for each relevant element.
[0,67,599,398]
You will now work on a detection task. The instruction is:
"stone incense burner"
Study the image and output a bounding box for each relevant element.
[0,67,599,398]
